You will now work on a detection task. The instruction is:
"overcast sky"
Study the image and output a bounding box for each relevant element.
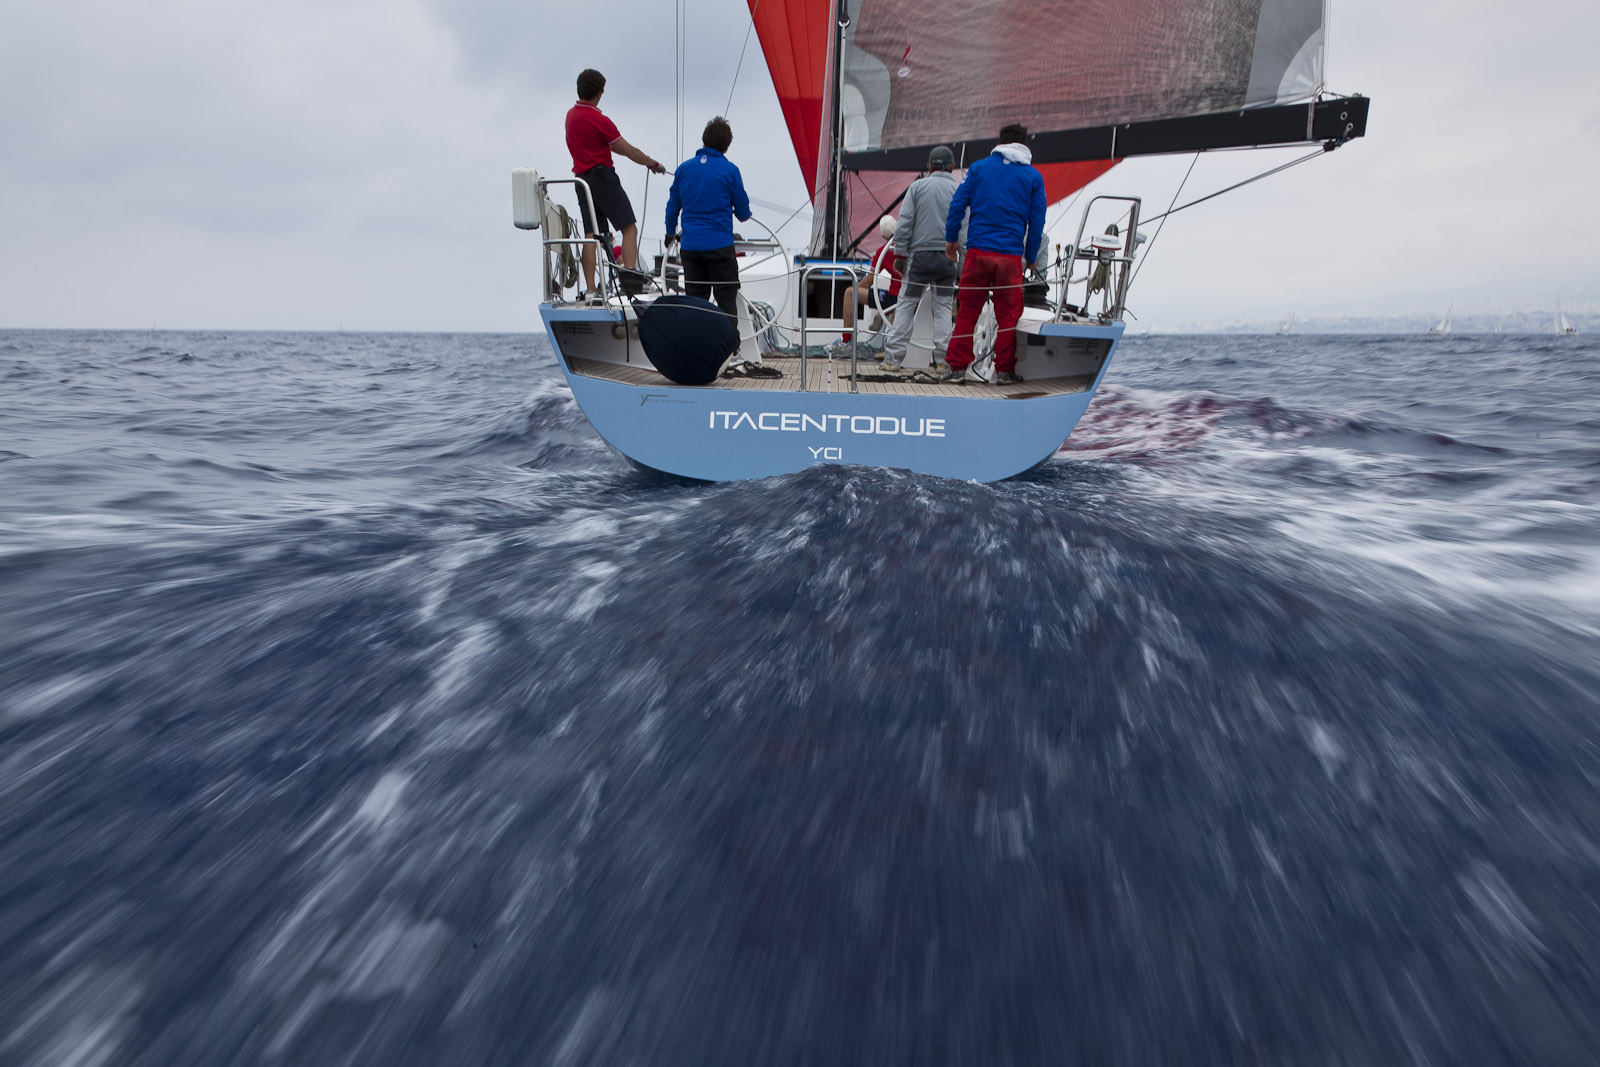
[1,0,1595,331]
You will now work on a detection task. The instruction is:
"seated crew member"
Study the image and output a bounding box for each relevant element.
[832,217,902,357]
[664,117,752,323]
[565,68,667,299]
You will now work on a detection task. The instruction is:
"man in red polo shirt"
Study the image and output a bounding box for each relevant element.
[565,68,667,299]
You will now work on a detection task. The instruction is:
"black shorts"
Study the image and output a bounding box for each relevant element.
[575,165,636,235]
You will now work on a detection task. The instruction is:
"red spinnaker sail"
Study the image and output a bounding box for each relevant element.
[1037,162,1120,209]
[748,0,832,197]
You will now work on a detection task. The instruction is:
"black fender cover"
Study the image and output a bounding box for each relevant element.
[636,296,739,386]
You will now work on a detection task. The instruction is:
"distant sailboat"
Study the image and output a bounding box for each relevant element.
[1427,304,1453,335]
[1555,297,1577,334]
[1279,312,1295,335]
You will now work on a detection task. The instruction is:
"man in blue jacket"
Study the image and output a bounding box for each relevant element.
[665,117,752,323]
[943,122,1047,384]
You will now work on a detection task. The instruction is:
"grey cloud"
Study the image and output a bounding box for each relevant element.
[2,0,1596,329]
[417,0,752,101]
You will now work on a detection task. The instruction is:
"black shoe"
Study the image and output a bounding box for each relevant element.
[938,367,968,384]
[616,268,649,296]
[994,371,1023,384]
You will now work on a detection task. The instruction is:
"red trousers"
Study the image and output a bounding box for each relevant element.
[947,248,1024,372]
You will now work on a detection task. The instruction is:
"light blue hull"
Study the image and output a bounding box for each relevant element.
[540,305,1121,482]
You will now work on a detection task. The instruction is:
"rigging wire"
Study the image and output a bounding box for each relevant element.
[768,197,814,235]
[724,0,763,118]
[674,0,688,163]
[673,0,681,164]
[749,195,805,215]
[641,171,651,248]
[1129,145,1331,286]
[681,1,688,159]
[683,0,689,162]
[1140,146,1327,228]
[1042,183,1096,253]
[1044,190,1083,234]
[1128,152,1199,287]
[841,175,906,254]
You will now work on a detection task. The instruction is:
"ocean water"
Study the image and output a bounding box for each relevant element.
[2,328,1597,1065]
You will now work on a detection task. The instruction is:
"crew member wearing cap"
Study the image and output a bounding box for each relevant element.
[565,68,667,300]
[880,144,963,372]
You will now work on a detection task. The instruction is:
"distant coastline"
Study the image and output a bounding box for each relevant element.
[0,310,1589,337]
[1132,310,1589,335]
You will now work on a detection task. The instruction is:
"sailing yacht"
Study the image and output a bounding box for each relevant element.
[1555,297,1577,334]
[1428,304,1454,335]
[515,0,1370,481]
[1279,312,1296,335]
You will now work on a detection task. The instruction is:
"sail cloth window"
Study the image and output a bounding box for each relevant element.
[830,0,1359,171]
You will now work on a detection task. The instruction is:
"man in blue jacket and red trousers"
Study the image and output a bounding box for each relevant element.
[665,117,752,324]
[943,123,1047,384]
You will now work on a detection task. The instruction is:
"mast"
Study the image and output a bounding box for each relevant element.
[824,0,849,259]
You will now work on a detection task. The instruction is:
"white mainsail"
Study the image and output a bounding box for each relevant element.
[1556,297,1576,334]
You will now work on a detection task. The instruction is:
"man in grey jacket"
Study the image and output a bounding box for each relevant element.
[879,145,963,372]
